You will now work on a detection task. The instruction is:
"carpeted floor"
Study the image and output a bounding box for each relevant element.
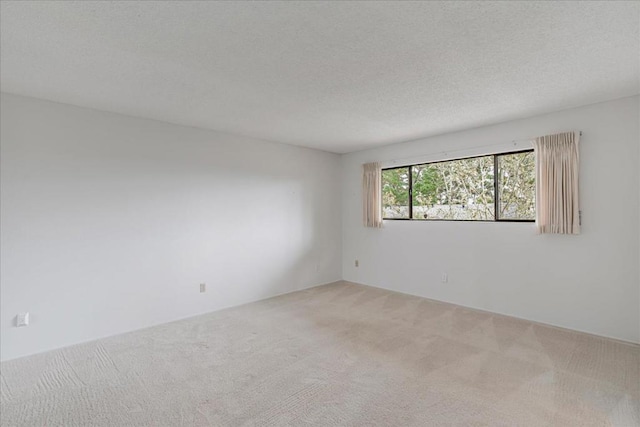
[1,281,638,426]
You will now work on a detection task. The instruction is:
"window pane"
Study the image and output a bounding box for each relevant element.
[497,151,535,220]
[412,156,494,220]
[411,163,440,219]
[382,167,410,219]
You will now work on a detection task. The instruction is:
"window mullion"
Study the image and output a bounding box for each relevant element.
[494,155,499,221]
[408,165,413,219]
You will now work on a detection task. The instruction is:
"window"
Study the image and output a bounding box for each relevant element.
[381,166,410,219]
[382,150,534,221]
[496,151,535,221]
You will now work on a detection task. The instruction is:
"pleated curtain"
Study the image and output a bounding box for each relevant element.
[533,131,580,234]
[362,162,383,228]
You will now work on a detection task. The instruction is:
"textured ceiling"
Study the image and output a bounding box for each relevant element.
[1,1,639,153]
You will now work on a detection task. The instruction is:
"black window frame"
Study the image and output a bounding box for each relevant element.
[382,149,535,222]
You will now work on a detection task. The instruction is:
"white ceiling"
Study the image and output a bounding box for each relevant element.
[1,1,638,153]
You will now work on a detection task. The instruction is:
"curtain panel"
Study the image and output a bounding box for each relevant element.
[362,162,383,228]
[533,131,580,234]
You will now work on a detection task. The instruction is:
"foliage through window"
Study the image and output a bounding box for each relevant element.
[382,150,534,221]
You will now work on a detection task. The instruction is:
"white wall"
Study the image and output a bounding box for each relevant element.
[342,96,640,344]
[0,93,342,361]
[2,93,638,362]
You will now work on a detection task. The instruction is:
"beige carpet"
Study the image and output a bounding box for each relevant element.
[1,281,638,426]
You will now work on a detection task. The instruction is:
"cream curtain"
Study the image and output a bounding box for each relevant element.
[533,131,580,234]
[362,162,383,228]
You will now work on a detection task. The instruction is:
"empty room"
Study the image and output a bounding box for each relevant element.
[1,1,639,426]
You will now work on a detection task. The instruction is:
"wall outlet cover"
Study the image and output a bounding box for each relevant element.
[16,312,29,327]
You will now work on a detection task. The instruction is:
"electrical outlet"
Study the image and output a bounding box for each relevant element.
[355,260,359,267]
[441,273,448,283]
[200,283,206,293]
[16,312,29,327]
